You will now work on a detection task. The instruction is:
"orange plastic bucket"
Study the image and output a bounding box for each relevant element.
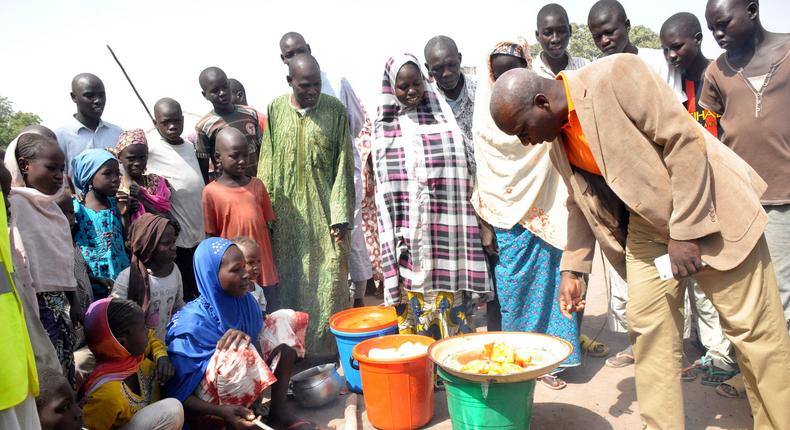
[351,334,435,430]
[330,307,399,393]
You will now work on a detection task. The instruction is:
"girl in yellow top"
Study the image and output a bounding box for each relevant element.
[81,298,183,430]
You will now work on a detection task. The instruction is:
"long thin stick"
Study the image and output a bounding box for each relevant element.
[106,44,155,125]
[252,418,275,430]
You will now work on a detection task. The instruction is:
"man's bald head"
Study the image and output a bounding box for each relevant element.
[424,35,459,60]
[588,0,628,25]
[490,68,565,145]
[280,32,311,64]
[661,12,702,38]
[288,54,322,109]
[288,54,321,79]
[424,35,463,92]
[490,69,545,121]
[280,31,307,51]
[20,124,57,141]
[198,67,227,91]
[70,73,103,93]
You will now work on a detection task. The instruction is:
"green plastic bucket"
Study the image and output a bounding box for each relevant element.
[438,368,536,430]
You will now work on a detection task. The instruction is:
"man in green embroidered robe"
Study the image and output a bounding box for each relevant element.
[258,53,354,353]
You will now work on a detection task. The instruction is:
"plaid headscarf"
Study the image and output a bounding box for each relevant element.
[108,128,147,158]
[487,37,532,84]
[374,53,451,139]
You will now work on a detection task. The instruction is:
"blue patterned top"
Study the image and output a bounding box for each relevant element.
[73,197,129,300]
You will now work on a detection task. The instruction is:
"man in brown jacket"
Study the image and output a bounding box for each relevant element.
[490,54,790,430]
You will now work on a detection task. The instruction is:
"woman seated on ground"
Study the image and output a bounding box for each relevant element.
[81,297,183,430]
[166,237,316,430]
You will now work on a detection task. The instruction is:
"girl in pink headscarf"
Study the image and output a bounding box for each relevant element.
[109,129,172,222]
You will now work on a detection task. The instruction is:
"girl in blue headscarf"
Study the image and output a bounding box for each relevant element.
[167,237,315,430]
[71,149,130,300]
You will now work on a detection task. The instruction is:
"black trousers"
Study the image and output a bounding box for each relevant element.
[175,246,199,301]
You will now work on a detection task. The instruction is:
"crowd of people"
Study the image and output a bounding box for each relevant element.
[0,0,788,429]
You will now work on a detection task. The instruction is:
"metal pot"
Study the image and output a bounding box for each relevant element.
[290,363,343,408]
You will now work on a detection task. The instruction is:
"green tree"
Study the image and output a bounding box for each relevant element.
[0,96,42,148]
[530,23,661,61]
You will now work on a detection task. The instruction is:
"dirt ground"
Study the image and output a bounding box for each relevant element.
[291,251,754,429]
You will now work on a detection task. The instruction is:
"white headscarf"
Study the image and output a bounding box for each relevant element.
[471,38,569,250]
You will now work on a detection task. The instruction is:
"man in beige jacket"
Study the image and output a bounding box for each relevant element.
[490,54,790,430]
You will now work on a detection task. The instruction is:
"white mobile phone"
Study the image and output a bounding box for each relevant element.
[654,254,674,281]
[654,253,707,280]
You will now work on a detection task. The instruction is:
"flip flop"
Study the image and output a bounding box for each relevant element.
[681,366,701,382]
[715,382,742,398]
[681,357,711,382]
[537,374,567,390]
[580,334,609,357]
[715,374,745,399]
[605,350,635,368]
[702,367,739,387]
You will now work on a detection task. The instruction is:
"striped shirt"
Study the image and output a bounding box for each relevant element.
[195,105,262,176]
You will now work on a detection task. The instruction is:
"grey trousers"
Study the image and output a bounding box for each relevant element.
[765,204,790,334]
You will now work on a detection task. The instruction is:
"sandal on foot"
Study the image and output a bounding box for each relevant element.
[538,374,567,390]
[681,357,711,382]
[580,335,609,357]
[605,350,635,368]
[681,366,701,382]
[715,382,742,398]
[715,374,745,399]
[702,367,739,387]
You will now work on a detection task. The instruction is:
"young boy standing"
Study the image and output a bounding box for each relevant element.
[195,67,262,181]
[146,98,205,301]
[702,0,790,338]
[202,128,279,307]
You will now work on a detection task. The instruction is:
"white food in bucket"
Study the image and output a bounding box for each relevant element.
[368,342,428,359]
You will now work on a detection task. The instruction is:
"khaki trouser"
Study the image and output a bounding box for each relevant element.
[625,215,790,430]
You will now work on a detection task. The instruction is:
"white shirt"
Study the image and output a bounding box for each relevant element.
[111,266,185,341]
[635,48,687,102]
[54,116,123,173]
[145,131,205,248]
[532,53,590,78]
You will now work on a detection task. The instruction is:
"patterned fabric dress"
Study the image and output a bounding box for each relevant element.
[495,225,581,368]
[373,54,491,339]
[355,115,383,282]
[73,197,130,300]
[257,94,354,353]
[37,292,76,384]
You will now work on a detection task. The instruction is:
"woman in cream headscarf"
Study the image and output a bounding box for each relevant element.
[472,38,580,389]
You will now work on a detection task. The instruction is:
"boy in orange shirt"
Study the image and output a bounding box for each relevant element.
[202,128,280,309]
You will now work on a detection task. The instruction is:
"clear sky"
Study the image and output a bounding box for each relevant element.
[1,0,788,130]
